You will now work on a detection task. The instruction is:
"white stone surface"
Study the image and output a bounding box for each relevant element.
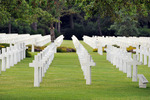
[29,35,64,87]
[0,34,51,52]
[138,74,148,88]
[72,35,96,85]
[128,55,142,82]
[0,43,26,74]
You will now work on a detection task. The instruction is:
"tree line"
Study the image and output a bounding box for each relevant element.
[0,0,150,40]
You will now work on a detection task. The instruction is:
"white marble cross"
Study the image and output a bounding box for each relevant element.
[98,44,103,55]
[6,47,11,69]
[143,47,149,65]
[126,53,132,78]
[148,48,150,67]
[84,54,96,85]
[1,48,7,71]
[138,74,148,88]
[139,46,144,63]
[133,45,140,61]
[0,50,2,74]
[128,54,142,82]
[29,55,42,87]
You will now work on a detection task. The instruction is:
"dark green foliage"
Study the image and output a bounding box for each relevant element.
[37,28,45,35]
[0,43,10,50]
[37,23,50,35]
[0,21,32,34]
[54,29,61,38]
[23,25,31,34]
[25,49,32,57]
[26,45,46,52]
[109,10,140,37]
[93,48,98,52]
[57,46,76,53]
[112,44,120,48]
[139,27,150,37]
[62,22,99,40]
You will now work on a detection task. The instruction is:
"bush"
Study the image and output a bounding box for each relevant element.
[126,46,136,53]
[103,47,106,52]
[57,46,76,53]
[93,47,106,52]
[0,43,10,50]
[26,50,32,57]
[26,45,46,52]
[93,48,98,52]
[35,46,46,52]
[54,29,61,38]
[37,28,45,35]
[138,27,150,36]
[23,25,31,34]
[112,44,120,48]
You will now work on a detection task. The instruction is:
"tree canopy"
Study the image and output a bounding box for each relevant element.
[0,0,150,38]
[75,0,150,20]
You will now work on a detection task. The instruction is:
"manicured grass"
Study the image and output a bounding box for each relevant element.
[0,40,150,100]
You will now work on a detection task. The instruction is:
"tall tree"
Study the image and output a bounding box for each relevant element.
[75,0,150,36]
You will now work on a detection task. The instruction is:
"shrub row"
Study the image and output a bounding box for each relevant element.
[93,45,136,53]
[93,47,106,52]
[27,45,46,52]
[57,46,76,53]
[0,43,10,50]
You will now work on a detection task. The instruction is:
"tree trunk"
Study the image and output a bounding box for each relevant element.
[70,14,74,29]
[55,22,58,30]
[31,22,37,31]
[58,16,61,33]
[8,20,11,34]
[50,24,55,42]
[97,15,102,36]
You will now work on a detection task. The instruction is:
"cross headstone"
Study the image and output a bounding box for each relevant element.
[126,53,132,78]
[98,44,103,55]
[143,47,148,65]
[29,55,42,87]
[1,48,6,71]
[128,54,142,82]
[23,43,26,59]
[85,54,96,85]
[139,46,144,63]
[12,46,17,65]
[0,50,2,74]
[133,45,140,61]
[32,44,35,52]
[6,47,11,69]
[148,48,150,67]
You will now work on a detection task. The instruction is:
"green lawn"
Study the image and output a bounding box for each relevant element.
[0,40,150,100]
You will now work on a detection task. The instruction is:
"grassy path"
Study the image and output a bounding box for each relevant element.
[0,40,150,100]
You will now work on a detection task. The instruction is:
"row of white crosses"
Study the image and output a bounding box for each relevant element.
[83,35,149,88]
[29,35,64,87]
[72,35,96,85]
[83,35,150,55]
[36,35,51,47]
[105,45,148,88]
[83,35,97,49]
[0,33,51,52]
[54,35,64,48]
[0,43,26,74]
[134,45,150,67]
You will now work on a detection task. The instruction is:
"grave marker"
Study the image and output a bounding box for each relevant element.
[128,55,142,82]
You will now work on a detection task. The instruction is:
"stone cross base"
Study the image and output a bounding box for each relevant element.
[138,74,148,88]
